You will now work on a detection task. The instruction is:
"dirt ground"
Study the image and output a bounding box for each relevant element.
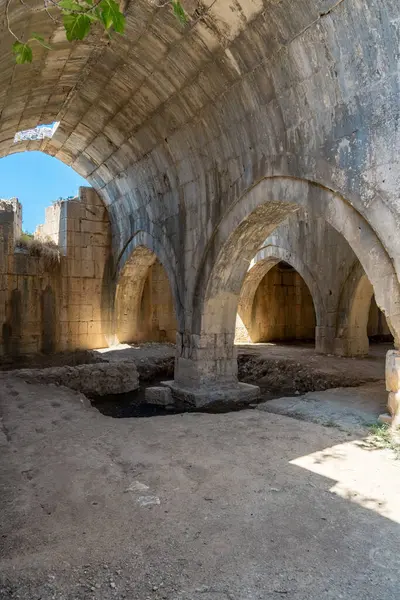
[95,341,388,382]
[1,342,399,600]
[237,342,388,380]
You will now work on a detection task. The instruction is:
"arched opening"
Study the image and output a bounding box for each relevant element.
[368,297,394,344]
[334,262,395,358]
[0,151,113,358]
[235,261,316,345]
[115,246,177,345]
[174,178,400,410]
[194,179,400,348]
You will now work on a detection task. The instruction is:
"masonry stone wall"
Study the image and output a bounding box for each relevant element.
[0,187,112,358]
[0,198,22,241]
[34,201,67,249]
[238,263,316,344]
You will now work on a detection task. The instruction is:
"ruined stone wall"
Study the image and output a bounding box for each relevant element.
[0,198,22,241]
[246,264,316,343]
[0,187,113,358]
[34,201,67,249]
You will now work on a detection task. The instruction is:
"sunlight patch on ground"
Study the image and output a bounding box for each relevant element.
[290,439,400,523]
[95,343,132,353]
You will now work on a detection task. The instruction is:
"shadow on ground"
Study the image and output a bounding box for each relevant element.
[0,372,399,600]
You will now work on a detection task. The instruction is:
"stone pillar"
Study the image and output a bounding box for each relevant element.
[315,325,336,354]
[333,332,370,357]
[381,350,400,429]
[162,332,260,408]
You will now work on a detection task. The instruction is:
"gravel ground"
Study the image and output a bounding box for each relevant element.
[1,373,399,600]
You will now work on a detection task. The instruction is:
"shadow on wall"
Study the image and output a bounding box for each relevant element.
[368,296,394,344]
[2,289,21,356]
[41,285,57,354]
[115,248,177,345]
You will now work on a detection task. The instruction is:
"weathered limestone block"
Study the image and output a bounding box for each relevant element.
[145,386,173,406]
[387,392,400,428]
[385,350,400,392]
[162,379,260,409]
[380,350,400,428]
[8,361,139,396]
[172,330,260,407]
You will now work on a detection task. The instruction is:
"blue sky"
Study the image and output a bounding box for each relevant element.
[0,152,89,233]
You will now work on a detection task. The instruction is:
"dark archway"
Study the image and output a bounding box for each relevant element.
[368,297,394,345]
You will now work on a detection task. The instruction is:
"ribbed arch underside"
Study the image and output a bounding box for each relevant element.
[2,0,400,275]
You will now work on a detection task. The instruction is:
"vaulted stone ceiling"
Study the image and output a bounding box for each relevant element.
[1,0,275,167]
[0,0,353,184]
[1,0,400,270]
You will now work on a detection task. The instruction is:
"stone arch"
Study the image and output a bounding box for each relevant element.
[193,177,400,348]
[334,261,374,357]
[114,237,178,344]
[235,245,323,346]
[115,229,182,328]
[334,261,394,357]
[171,177,400,404]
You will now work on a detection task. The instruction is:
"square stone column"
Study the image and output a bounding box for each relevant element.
[315,325,336,354]
[162,332,260,408]
[380,350,400,428]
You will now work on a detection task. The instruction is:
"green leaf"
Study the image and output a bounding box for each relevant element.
[12,41,33,64]
[59,0,84,11]
[171,0,187,24]
[30,33,52,50]
[63,12,92,40]
[100,0,125,33]
[86,12,101,22]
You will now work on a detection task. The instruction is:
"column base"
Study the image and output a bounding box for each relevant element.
[161,380,260,409]
[385,350,400,429]
[332,337,369,358]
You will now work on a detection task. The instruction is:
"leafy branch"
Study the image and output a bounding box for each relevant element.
[7,0,187,64]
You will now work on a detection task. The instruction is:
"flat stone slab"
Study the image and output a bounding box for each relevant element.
[161,380,260,408]
[3,361,139,397]
[256,382,387,433]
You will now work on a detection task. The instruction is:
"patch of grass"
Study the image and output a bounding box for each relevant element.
[15,236,60,269]
[19,231,34,243]
[367,423,400,458]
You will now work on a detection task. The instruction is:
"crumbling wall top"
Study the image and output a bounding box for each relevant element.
[0,197,22,240]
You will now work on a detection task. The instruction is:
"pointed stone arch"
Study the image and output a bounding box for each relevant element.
[114,232,180,344]
[171,177,400,408]
[235,245,323,347]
